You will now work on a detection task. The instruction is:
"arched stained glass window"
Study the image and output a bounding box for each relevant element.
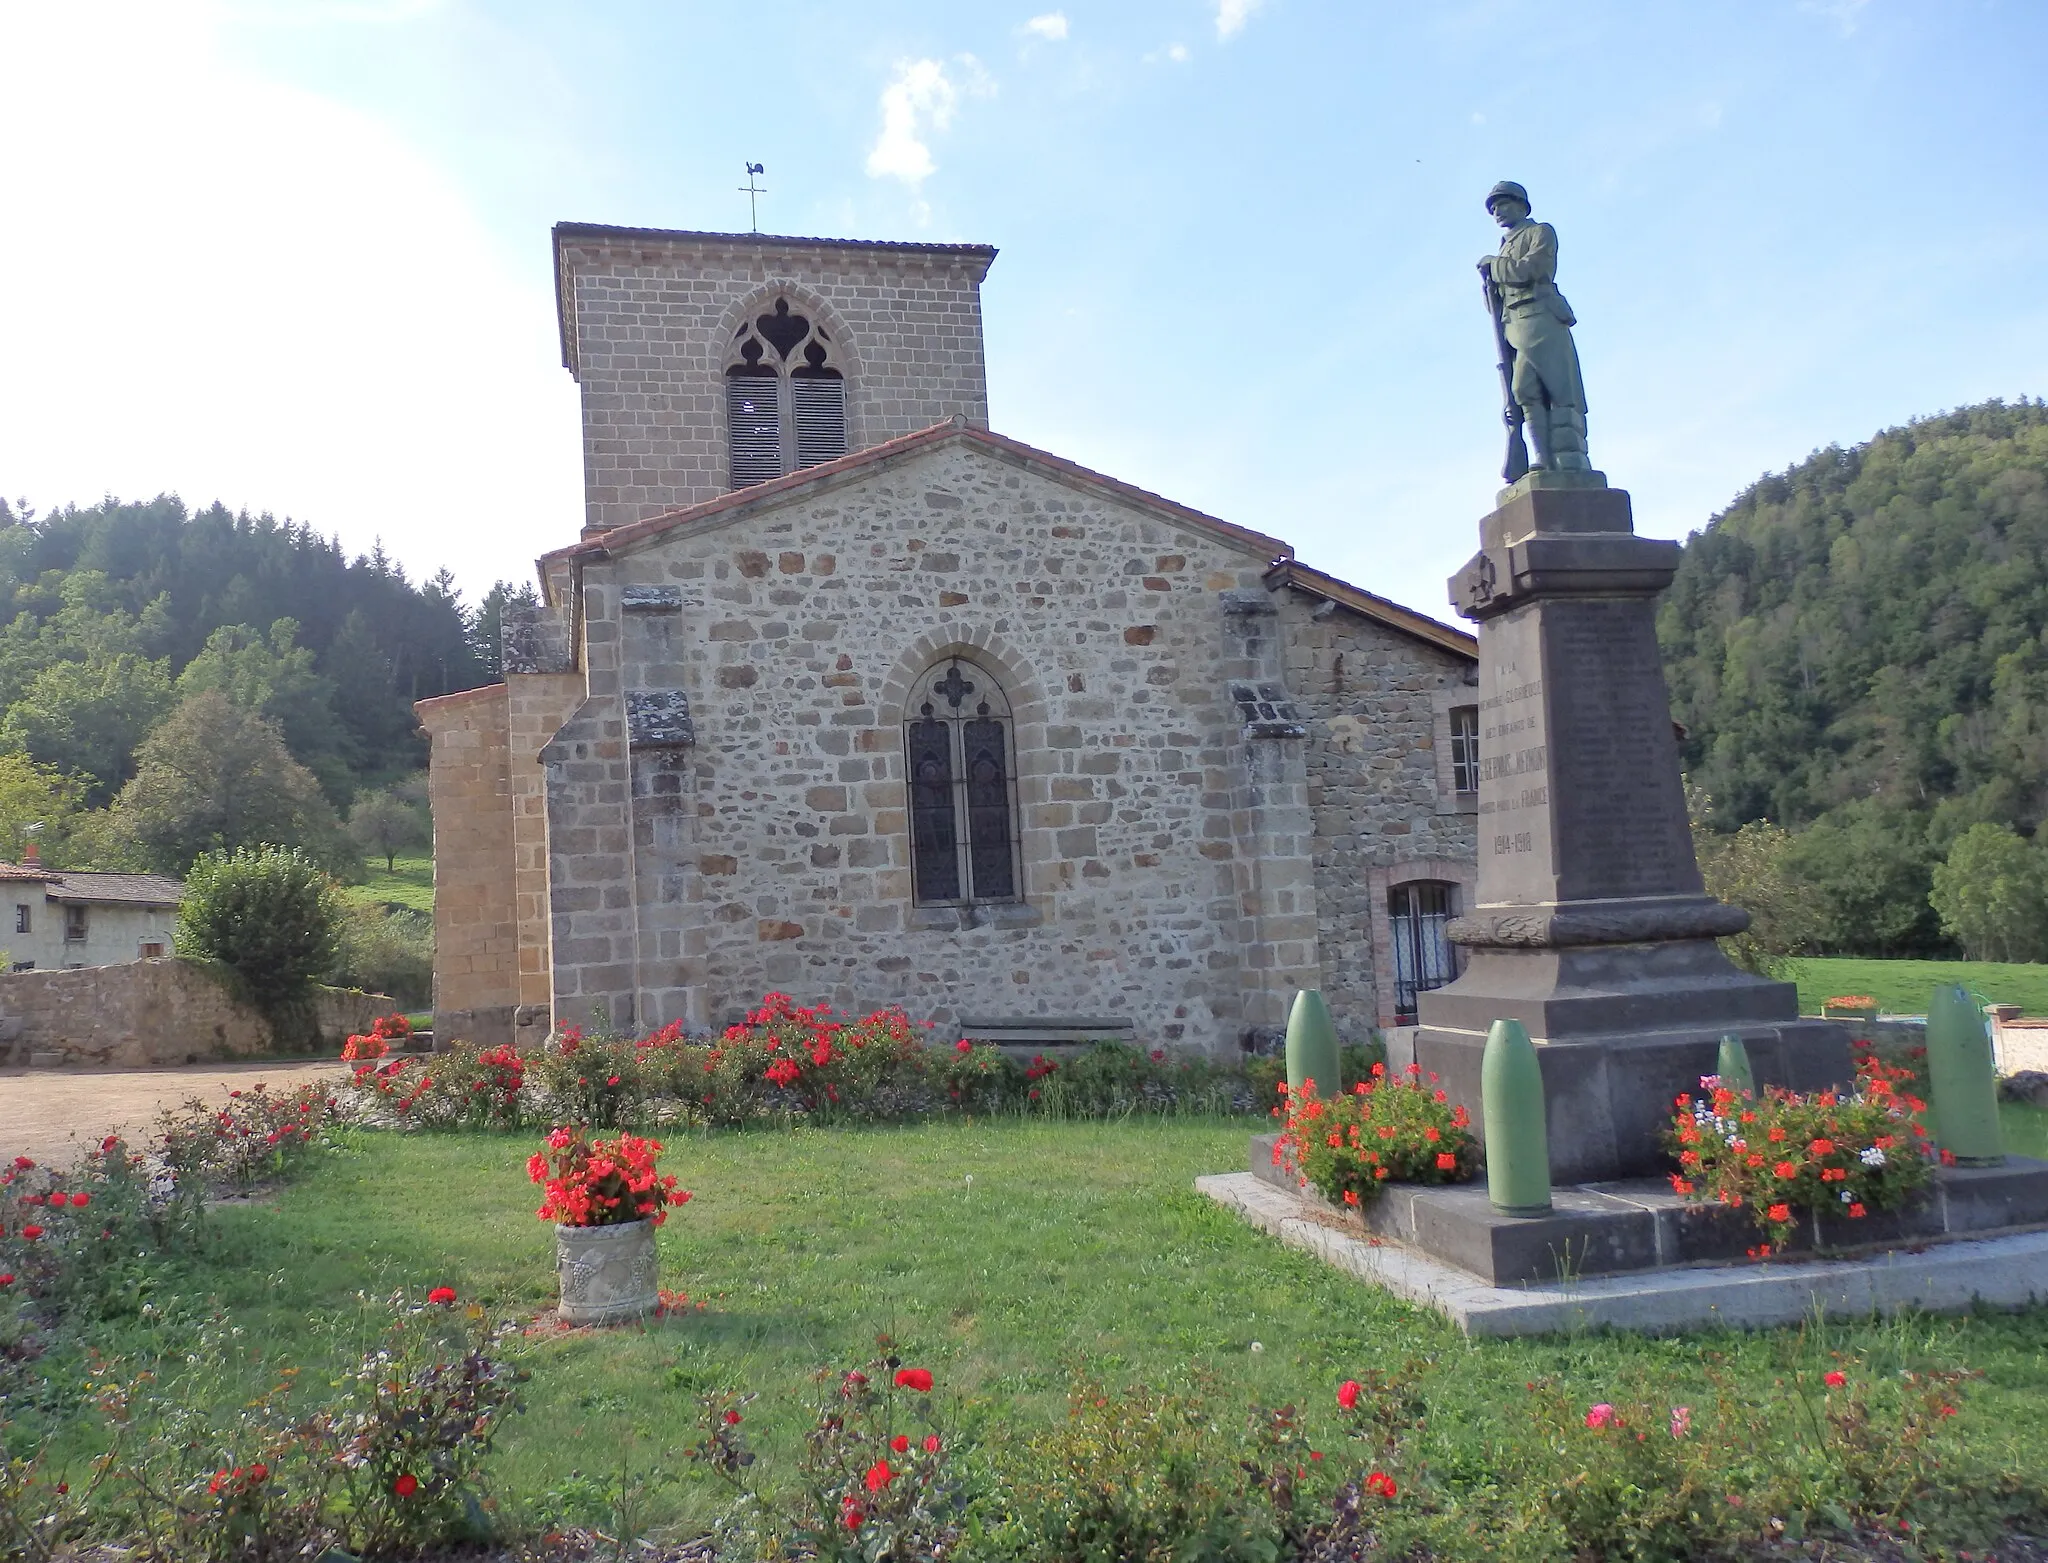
[904,658,1021,906]
[724,298,847,488]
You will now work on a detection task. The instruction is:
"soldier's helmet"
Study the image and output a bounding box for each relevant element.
[1485,180,1531,213]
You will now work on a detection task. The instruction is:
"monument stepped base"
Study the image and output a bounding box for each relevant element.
[1214,1137,2048,1336]
[1198,1172,2048,1338]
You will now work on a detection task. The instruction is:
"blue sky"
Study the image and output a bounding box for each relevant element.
[2,0,2042,625]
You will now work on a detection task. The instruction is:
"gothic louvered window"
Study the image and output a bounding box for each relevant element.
[724,298,849,488]
[1389,881,1460,1025]
[904,659,1021,906]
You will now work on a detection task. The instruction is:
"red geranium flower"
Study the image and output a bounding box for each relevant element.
[427,1286,458,1306]
[0,1275,12,1287]
[393,1473,419,1497]
[894,1367,934,1392]
[891,1434,909,1453]
[924,1433,941,1453]
[1435,1152,1458,1171]
[1337,1379,1362,1410]
[1824,1370,1847,1388]
[864,1459,895,1492]
[1766,1203,1791,1223]
[1366,1471,1398,1499]
[20,1226,41,1241]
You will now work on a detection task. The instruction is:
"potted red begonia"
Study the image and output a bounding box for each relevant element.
[528,1126,689,1324]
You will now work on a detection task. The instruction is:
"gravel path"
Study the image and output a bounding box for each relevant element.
[0,1059,345,1167]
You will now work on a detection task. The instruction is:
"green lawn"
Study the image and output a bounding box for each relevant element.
[40,1117,2048,1544]
[342,852,433,915]
[1785,955,2048,1017]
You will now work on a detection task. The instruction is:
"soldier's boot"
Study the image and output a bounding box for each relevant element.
[1521,402,1590,472]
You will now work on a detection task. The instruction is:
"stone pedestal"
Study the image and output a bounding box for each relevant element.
[1415,473,1850,1183]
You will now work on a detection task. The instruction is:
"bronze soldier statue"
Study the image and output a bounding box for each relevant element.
[1479,181,1590,475]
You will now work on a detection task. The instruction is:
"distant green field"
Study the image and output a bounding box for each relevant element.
[341,852,433,915]
[1784,956,2048,1018]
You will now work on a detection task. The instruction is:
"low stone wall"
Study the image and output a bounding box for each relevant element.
[0,960,392,1070]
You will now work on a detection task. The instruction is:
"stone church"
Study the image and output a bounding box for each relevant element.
[419,224,1481,1056]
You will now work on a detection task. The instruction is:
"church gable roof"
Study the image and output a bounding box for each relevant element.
[1264,558,1477,661]
[539,421,1295,576]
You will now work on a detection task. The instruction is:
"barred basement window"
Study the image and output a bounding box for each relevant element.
[724,298,848,488]
[1389,880,1459,1025]
[904,658,1021,906]
[1449,705,1480,796]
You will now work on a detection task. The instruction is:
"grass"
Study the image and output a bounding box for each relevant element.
[342,852,433,915]
[1785,955,2048,1017]
[36,1116,2048,1542]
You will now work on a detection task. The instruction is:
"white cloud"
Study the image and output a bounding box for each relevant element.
[864,55,991,189]
[1144,41,1191,64]
[1214,0,1267,40]
[1021,12,1068,41]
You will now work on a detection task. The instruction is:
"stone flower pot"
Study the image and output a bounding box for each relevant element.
[555,1218,658,1325]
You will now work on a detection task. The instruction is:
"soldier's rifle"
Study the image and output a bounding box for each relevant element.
[1479,262,1531,485]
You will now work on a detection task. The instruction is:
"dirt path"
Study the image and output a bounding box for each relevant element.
[0,1059,346,1167]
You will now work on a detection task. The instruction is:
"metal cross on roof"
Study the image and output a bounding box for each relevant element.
[739,162,766,233]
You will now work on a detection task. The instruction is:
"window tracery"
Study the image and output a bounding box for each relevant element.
[904,658,1021,906]
[724,297,847,487]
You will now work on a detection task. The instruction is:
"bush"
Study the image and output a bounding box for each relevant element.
[1274,1067,1480,1209]
[328,903,433,1008]
[82,1291,524,1562]
[1666,1049,1936,1251]
[339,995,1298,1134]
[177,846,343,1015]
[689,1344,963,1560]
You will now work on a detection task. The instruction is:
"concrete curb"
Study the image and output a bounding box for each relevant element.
[1196,1171,2048,1338]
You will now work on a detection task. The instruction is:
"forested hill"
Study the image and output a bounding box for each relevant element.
[0,494,501,804]
[1661,398,2048,834]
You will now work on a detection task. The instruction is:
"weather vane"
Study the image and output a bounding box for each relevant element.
[739,162,766,232]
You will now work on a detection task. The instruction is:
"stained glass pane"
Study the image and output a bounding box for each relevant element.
[908,718,960,902]
[963,717,1014,900]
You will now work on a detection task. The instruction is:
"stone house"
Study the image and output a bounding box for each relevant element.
[0,857,182,971]
[419,225,1479,1055]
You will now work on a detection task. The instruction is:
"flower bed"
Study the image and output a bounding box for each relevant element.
[1270,1065,1480,1208]
[1666,1047,1936,1251]
[338,993,1289,1131]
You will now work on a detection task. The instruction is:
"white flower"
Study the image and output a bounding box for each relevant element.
[1860,1146,1886,1167]
[1250,1341,1265,1354]
[1840,1190,1853,1203]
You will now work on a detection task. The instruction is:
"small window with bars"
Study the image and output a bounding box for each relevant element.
[1449,706,1480,796]
[904,659,1022,906]
[724,298,848,488]
[1389,880,1460,1025]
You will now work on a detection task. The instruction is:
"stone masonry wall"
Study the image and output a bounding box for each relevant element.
[1,961,389,1069]
[546,436,1316,1053]
[1274,592,1480,1041]
[416,684,520,1047]
[560,233,994,533]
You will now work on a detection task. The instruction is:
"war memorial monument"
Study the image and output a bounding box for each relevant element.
[1206,183,2048,1335]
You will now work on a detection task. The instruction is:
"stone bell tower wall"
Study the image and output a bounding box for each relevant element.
[554,225,998,535]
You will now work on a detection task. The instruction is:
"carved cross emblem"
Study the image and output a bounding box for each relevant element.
[935,663,976,708]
